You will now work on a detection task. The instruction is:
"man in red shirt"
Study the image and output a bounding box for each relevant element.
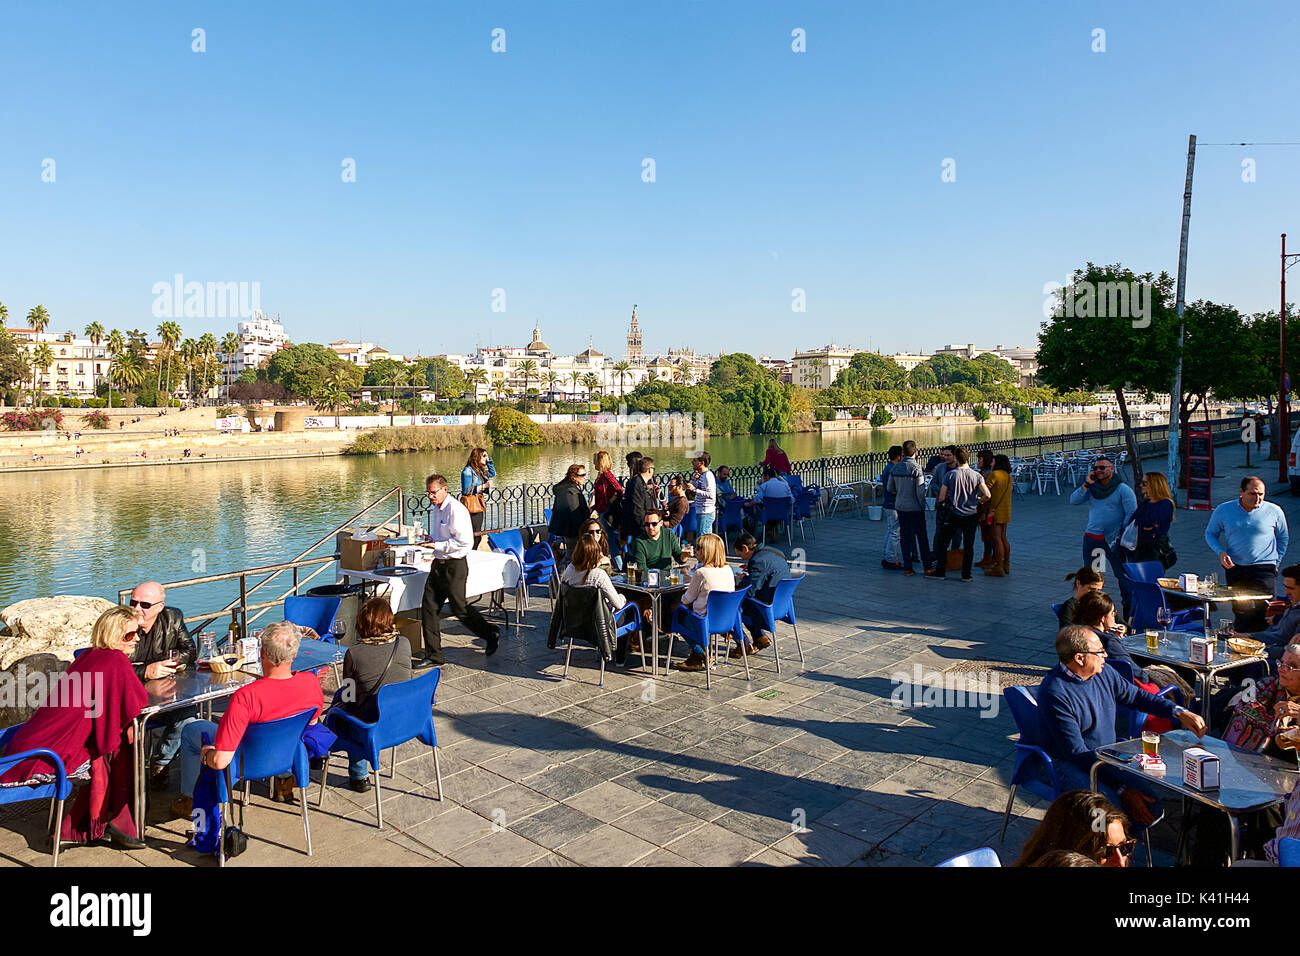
[171,621,322,817]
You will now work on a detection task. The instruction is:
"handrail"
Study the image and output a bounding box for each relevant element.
[117,486,406,643]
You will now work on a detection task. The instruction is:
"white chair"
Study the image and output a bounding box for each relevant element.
[827,480,861,517]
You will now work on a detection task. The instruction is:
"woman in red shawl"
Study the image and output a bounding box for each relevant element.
[0,605,148,849]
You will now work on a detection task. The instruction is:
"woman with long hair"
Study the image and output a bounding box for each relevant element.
[0,606,149,851]
[1015,791,1133,867]
[1058,567,1104,629]
[579,517,613,569]
[760,439,791,475]
[672,533,736,672]
[461,447,495,539]
[560,535,626,614]
[1132,470,1175,565]
[982,453,1012,577]
[592,450,625,550]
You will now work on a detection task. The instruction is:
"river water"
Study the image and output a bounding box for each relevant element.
[1,419,1129,611]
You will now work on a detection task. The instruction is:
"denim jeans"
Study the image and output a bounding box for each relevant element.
[349,756,370,781]
[897,510,931,572]
[151,705,200,769]
[882,509,901,563]
[742,605,768,643]
[696,512,715,538]
[180,719,220,797]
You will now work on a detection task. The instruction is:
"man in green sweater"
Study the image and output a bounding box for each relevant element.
[634,513,685,570]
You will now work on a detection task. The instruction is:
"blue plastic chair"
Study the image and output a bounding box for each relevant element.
[999,685,1064,844]
[760,497,793,545]
[786,474,804,501]
[1279,836,1300,867]
[543,508,553,524]
[676,507,699,540]
[667,586,750,690]
[1126,577,1204,632]
[322,668,442,829]
[936,847,1001,867]
[742,576,805,673]
[1123,561,1164,584]
[284,595,343,641]
[1050,602,1064,623]
[72,648,90,660]
[218,707,316,865]
[721,497,746,542]
[0,722,76,866]
[1107,658,1183,739]
[804,483,823,518]
[793,490,816,541]
[488,529,558,617]
[562,597,641,687]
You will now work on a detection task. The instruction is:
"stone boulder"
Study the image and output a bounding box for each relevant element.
[0,596,116,728]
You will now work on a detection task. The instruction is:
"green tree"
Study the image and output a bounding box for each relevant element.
[581,372,600,400]
[157,320,182,397]
[835,352,905,392]
[970,352,1019,387]
[0,329,31,405]
[0,302,8,327]
[30,343,53,406]
[611,360,632,397]
[1037,262,1178,482]
[915,353,971,388]
[465,367,488,419]
[708,352,766,390]
[518,359,538,409]
[423,357,466,401]
[747,376,792,433]
[221,331,241,395]
[267,342,360,398]
[27,305,51,336]
[1177,300,1256,421]
[486,405,542,445]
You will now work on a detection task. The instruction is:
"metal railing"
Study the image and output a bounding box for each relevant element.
[403,418,1243,526]
[118,486,406,646]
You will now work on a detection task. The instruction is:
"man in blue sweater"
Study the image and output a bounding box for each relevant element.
[1069,456,1137,619]
[1231,564,1300,660]
[1205,476,1290,632]
[1036,626,1206,824]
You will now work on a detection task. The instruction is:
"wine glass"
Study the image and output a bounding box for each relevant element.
[331,618,346,642]
[1155,606,1171,641]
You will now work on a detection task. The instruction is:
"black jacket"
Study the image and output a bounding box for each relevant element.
[623,475,659,536]
[128,606,196,680]
[548,480,590,538]
[547,584,627,664]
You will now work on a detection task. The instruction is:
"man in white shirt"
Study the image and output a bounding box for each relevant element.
[420,473,500,665]
[689,452,717,538]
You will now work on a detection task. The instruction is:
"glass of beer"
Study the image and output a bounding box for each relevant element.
[1141,731,1160,758]
[1145,630,1159,653]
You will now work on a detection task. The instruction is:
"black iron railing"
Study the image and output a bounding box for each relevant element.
[404,417,1242,528]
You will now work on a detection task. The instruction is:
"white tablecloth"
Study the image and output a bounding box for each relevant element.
[338,549,521,613]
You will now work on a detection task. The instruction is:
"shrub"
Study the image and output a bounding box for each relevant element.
[215,406,236,417]
[59,396,84,408]
[41,396,60,408]
[869,407,894,427]
[486,406,542,445]
[1,409,65,431]
[972,404,991,422]
[85,397,107,408]
[169,398,182,408]
[1011,403,1033,425]
[81,410,111,429]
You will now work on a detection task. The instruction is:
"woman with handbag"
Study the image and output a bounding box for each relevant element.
[461,447,495,541]
[1131,471,1176,567]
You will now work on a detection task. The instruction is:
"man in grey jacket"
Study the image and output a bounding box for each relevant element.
[889,441,932,576]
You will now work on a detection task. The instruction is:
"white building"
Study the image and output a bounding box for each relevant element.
[791,345,861,390]
[222,311,289,381]
[889,352,930,372]
[10,329,111,399]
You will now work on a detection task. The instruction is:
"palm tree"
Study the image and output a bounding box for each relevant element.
[0,302,8,327]
[157,321,182,398]
[544,371,559,420]
[198,333,218,405]
[111,351,146,403]
[465,367,488,421]
[567,369,583,403]
[105,330,126,409]
[492,382,510,405]
[384,366,409,427]
[221,331,241,397]
[180,338,198,403]
[612,360,632,398]
[518,359,537,410]
[807,357,825,389]
[27,305,50,336]
[317,384,348,428]
[679,365,694,387]
[582,372,600,405]
[31,343,54,406]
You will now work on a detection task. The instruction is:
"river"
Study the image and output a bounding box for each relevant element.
[1,419,1132,611]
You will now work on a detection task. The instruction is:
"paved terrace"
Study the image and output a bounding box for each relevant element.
[0,438,1292,867]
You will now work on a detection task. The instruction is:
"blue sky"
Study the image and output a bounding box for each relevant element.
[2,1,1297,360]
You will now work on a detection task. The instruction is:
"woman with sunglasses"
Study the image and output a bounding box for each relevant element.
[1014,790,1134,867]
[0,606,149,851]
[579,518,613,570]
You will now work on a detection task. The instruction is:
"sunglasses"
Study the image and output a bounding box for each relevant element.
[644,521,661,528]
[1103,839,1137,858]
[129,599,159,609]
[583,529,602,536]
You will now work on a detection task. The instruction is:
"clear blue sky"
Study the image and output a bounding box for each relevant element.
[2,1,1297,360]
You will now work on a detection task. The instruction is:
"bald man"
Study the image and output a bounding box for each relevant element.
[127,581,198,789]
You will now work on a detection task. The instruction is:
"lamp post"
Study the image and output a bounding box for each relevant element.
[1281,234,1300,482]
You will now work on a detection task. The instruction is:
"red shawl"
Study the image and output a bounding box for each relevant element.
[1,648,147,842]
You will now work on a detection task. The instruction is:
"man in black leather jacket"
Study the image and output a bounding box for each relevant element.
[127,581,198,788]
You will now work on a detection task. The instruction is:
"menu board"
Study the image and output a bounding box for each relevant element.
[1185,423,1213,511]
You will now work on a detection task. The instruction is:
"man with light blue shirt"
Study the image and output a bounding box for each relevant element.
[1069,456,1137,619]
[1205,476,1289,631]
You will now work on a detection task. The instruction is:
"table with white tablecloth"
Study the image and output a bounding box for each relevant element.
[338,549,522,627]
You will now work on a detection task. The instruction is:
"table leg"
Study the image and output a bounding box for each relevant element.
[1175,796,1191,866]
[1197,673,1210,721]
[133,714,147,839]
[1227,813,1241,866]
[1089,760,1100,792]
[651,593,660,678]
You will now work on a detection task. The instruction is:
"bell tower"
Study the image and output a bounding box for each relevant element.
[626,304,643,363]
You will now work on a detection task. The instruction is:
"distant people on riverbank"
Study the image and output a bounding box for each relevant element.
[761,439,790,476]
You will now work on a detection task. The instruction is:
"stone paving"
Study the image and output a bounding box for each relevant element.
[1,437,1293,867]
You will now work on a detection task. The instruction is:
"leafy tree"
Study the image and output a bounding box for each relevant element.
[835,352,904,391]
[915,352,971,388]
[708,352,766,390]
[423,357,466,400]
[0,330,30,405]
[746,376,791,433]
[1177,300,1256,421]
[1037,262,1178,482]
[486,405,542,445]
[267,343,360,398]
[869,407,894,427]
[970,352,1019,387]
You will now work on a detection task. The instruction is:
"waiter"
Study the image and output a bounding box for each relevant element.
[1205,476,1290,632]
[419,473,500,666]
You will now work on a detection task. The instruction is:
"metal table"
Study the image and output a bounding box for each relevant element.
[1090,730,1298,865]
[611,569,689,677]
[1159,583,1275,628]
[1124,631,1266,719]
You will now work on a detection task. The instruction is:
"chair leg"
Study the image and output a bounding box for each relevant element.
[997,784,1018,843]
[704,634,712,691]
[217,801,226,868]
[299,789,312,856]
[373,767,383,829]
[739,631,751,682]
[317,751,330,808]
[1143,828,1153,867]
[390,747,396,780]
[599,653,605,688]
[51,797,64,867]
[792,620,804,663]
[433,746,443,801]
[770,625,781,675]
[563,632,575,678]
